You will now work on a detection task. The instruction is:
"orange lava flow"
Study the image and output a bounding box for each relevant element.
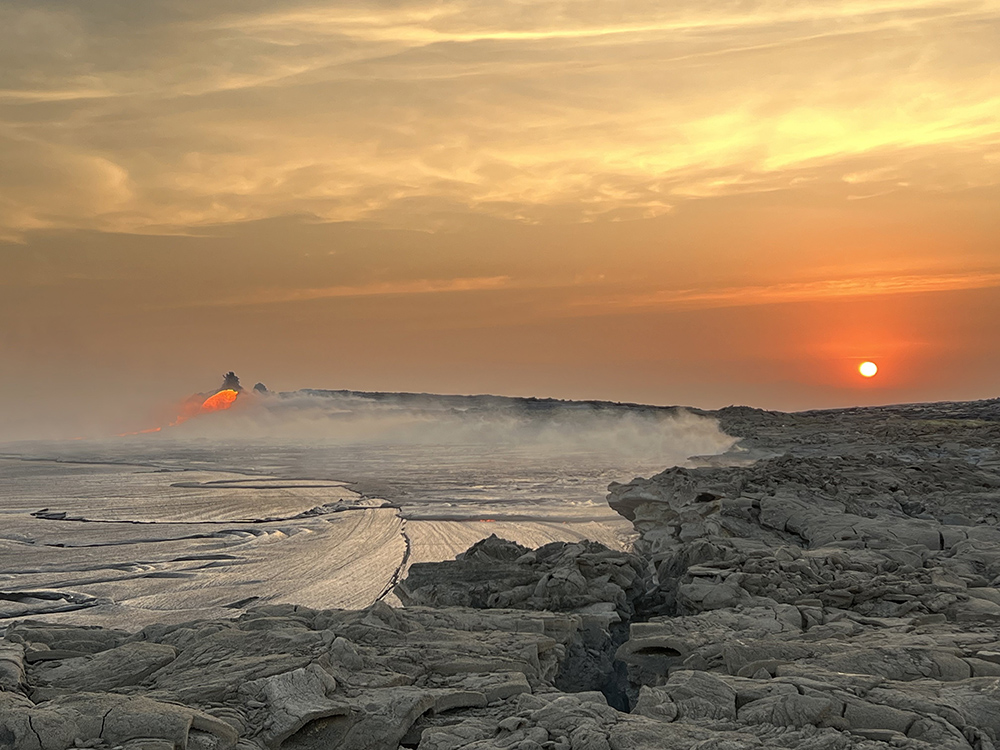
[117,389,241,437]
[116,426,163,437]
[169,389,240,427]
[200,389,239,413]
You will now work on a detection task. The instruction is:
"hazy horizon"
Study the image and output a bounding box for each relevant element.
[1,373,995,443]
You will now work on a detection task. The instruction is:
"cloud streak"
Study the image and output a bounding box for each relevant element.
[589,272,1000,313]
[165,266,1000,314]
[199,276,514,307]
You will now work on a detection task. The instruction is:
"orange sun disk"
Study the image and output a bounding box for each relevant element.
[859,361,878,378]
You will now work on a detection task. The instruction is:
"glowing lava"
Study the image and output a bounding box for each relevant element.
[118,379,243,437]
[200,389,239,412]
[169,389,240,426]
[859,361,878,378]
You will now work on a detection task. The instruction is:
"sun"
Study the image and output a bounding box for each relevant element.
[859,361,878,378]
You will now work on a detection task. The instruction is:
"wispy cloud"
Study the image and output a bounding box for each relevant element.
[0,88,113,103]
[228,1,989,45]
[591,272,1000,312]
[0,0,998,238]
[190,275,514,308]
[171,268,1000,315]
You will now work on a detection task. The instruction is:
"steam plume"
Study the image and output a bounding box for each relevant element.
[165,389,736,466]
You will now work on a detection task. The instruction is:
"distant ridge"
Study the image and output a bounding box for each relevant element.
[283,387,1000,421]
[288,388,683,415]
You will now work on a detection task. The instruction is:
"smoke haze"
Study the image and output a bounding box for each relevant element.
[149,390,736,466]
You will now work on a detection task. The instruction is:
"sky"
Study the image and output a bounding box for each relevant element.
[1,0,999,438]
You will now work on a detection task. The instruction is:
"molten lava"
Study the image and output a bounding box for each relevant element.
[200,389,239,413]
[117,377,244,437]
[169,389,240,427]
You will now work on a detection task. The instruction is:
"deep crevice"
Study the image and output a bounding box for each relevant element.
[26,713,43,747]
[554,620,632,711]
[98,706,114,740]
[631,646,682,658]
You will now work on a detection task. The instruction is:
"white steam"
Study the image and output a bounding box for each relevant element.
[169,391,736,467]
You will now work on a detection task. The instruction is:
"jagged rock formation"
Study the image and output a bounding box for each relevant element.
[397,536,645,706]
[397,535,645,623]
[603,400,1000,749]
[6,398,1000,749]
[2,603,581,749]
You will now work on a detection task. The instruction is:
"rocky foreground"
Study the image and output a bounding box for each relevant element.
[5,398,1000,750]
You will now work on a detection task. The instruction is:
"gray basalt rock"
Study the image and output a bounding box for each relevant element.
[1,601,598,750]
[0,691,238,750]
[397,535,646,622]
[635,670,737,721]
[0,643,27,694]
[396,536,649,705]
[0,690,79,750]
[30,641,178,693]
[5,621,128,655]
[237,664,345,748]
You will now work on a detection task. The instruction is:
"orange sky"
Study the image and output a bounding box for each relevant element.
[1,0,999,439]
